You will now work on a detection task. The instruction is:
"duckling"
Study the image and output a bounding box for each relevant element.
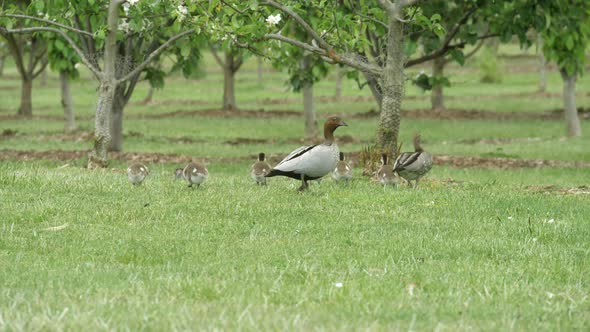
[393,133,433,187]
[182,162,208,188]
[332,152,353,183]
[127,163,149,186]
[251,152,272,185]
[376,153,397,187]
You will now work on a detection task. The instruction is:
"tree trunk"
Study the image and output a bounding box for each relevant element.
[377,14,404,155]
[302,55,319,141]
[60,70,77,133]
[257,57,263,86]
[363,71,383,110]
[335,65,342,99]
[0,55,5,76]
[141,86,154,104]
[109,87,127,151]
[560,69,581,137]
[88,0,119,168]
[223,52,237,110]
[18,77,33,118]
[537,35,547,93]
[431,57,445,111]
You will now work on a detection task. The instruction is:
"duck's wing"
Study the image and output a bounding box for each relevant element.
[393,152,421,172]
[276,145,317,167]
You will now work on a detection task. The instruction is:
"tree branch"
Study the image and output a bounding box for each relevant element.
[2,13,95,37]
[116,28,196,84]
[0,26,102,80]
[261,0,332,51]
[31,56,49,79]
[264,33,382,76]
[0,32,27,77]
[209,45,225,67]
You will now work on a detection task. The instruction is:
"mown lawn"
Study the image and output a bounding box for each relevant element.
[0,45,589,330]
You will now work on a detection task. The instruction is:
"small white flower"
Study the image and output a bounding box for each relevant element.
[74,63,80,69]
[37,12,43,16]
[123,3,130,13]
[532,237,538,242]
[334,282,343,288]
[547,219,555,224]
[118,19,130,32]
[265,13,281,26]
[178,5,188,16]
[128,0,139,5]
[311,39,318,47]
[546,292,555,299]
[508,216,513,220]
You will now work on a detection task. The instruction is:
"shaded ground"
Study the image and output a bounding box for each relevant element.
[2,148,589,170]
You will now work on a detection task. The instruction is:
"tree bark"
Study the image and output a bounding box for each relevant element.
[335,65,342,99]
[302,55,319,141]
[88,0,119,168]
[223,51,237,110]
[363,71,383,109]
[377,13,404,156]
[431,57,446,111]
[537,35,547,93]
[18,77,33,118]
[109,87,127,151]
[60,70,77,133]
[560,69,581,137]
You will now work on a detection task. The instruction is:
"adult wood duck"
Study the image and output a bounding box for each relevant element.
[266,116,347,191]
[251,152,272,185]
[393,133,433,187]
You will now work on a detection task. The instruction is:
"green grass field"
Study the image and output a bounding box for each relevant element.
[1,46,589,330]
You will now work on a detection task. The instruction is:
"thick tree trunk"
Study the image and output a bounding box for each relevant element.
[335,65,342,99]
[560,69,581,137]
[431,57,445,111]
[257,57,263,85]
[302,56,319,141]
[377,15,404,155]
[18,77,33,118]
[537,36,547,93]
[60,70,77,133]
[109,87,127,151]
[223,52,237,110]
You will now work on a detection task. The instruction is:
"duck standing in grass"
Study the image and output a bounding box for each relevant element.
[376,153,396,187]
[251,152,272,185]
[127,163,149,186]
[182,162,208,188]
[332,152,353,183]
[393,133,433,187]
[266,116,347,191]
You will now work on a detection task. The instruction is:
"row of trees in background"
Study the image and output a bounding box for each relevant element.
[0,0,588,168]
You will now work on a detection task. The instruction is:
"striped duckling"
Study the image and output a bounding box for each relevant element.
[393,133,433,187]
[332,152,353,183]
[376,153,397,187]
[127,162,149,186]
[251,152,272,185]
[266,116,347,191]
[182,161,209,188]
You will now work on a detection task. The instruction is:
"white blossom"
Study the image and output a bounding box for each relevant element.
[334,282,343,288]
[118,19,130,32]
[74,63,81,69]
[123,3,130,13]
[178,4,188,16]
[547,218,555,224]
[128,0,140,5]
[266,14,281,26]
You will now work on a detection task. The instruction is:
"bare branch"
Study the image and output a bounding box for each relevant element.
[355,12,388,30]
[116,28,196,84]
[0,26,102,80]
[2,13,94,37]
[264,33,382,76]
[220,0,247,14]
[261,0,332,51]
[209,45,225,67]
[31,57,49,79]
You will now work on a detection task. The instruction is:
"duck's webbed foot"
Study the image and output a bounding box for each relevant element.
[298,175,309,192]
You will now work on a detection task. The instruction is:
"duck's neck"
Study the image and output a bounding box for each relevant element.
[324,124,335,145]
[414,137,424,152]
